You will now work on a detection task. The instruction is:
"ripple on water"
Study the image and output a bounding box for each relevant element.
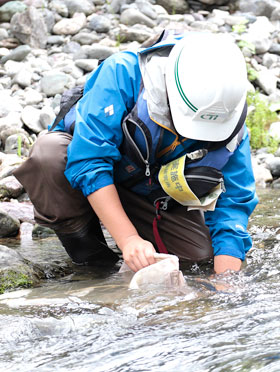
[1,188,280,371]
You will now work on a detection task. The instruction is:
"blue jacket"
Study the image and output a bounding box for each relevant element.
[52,36,258,261]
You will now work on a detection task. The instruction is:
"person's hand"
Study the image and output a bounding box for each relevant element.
[119,234,156,272]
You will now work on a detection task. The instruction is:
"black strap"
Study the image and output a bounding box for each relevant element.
[49,85,84,132]
[49,59,108,133]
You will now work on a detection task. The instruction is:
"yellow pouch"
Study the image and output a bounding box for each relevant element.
[158,154,223,211]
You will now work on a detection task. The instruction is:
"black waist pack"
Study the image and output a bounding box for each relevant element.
[184,166,224,198]
[147,166,224,210]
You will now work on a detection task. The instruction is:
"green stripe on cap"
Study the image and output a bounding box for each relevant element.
[175,49,198,113]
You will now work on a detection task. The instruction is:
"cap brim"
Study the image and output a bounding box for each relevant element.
[168,92,246,142]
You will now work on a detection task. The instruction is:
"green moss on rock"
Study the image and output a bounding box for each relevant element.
[0,270,33,294]
[32,224,56,238]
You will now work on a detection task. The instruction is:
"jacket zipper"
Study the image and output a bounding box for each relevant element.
[122,119,151,176]
[157,137,179,158]
[185,175,223,182]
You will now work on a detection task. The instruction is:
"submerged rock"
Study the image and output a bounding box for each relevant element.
[32,224,56,238]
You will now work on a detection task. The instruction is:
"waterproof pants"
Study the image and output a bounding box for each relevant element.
[14,132,213,265]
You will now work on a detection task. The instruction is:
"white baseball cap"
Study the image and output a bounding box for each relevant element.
[165,32,248,141]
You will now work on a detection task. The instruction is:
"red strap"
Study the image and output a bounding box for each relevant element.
[153,202,168,254]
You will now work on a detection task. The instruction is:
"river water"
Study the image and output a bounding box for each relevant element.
[0,188,280,372]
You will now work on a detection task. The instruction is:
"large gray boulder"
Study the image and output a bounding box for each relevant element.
[10,6,48,48]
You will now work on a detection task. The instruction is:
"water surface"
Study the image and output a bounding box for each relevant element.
[1,188,280,372]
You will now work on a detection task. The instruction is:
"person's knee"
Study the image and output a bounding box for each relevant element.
[30,132,70,169]
[14,131,72,204]
[55,229,120,266]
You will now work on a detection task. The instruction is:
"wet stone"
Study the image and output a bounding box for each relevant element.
[32,224,56,238]
[0,245,43,293]
[0,208,20,237]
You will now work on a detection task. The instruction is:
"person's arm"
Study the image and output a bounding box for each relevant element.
[205,127,258,274]
[214,255,241,274]
[63,52,157,271]
[87,184,156,271]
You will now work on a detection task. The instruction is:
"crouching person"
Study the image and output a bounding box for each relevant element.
[14,31,258,274]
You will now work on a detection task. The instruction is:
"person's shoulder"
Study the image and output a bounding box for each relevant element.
[83,49,141,94]
[103,50,139,69]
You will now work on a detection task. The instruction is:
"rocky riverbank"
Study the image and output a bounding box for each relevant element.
[0,0,280,292]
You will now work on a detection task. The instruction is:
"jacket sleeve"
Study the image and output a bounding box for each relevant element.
[64,51,142,197]
[204,127,258,260]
